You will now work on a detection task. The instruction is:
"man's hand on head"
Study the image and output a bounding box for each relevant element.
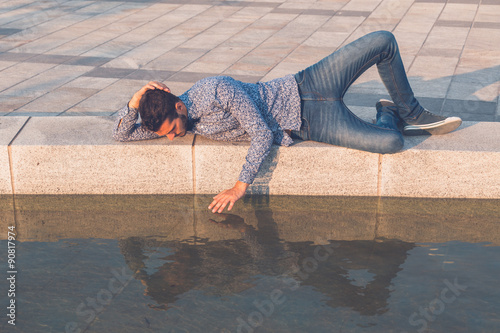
[208,181,249,214]
[128,81,171,109]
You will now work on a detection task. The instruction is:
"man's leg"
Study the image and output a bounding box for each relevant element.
[293,99,404,154]
[294,31,460,147]
[296,31,425,116]
[371,32,461,135]
[293,31,407,153]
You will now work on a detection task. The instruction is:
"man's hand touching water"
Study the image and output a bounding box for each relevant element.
[208,181,249,213]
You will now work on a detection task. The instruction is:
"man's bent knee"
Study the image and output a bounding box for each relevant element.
[382,132,404,154]
[373,30,396,43]
[368,30,398,51]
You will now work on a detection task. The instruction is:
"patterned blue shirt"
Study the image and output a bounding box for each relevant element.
[113,75,301,184]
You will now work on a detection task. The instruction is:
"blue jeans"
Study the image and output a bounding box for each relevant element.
[292,31,425,154]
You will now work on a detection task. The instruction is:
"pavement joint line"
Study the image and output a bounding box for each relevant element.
[442,0,481,116]
[254,0,358,78]
[64,2,177,58]
[192,134,197,195]
[99,4,230,76]
[409,1,447,73]
[21,1,145,56]
[7,117,31,195]
[167,6,260,75]
[3,0,123,54]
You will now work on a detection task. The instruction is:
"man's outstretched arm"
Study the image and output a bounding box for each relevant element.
[206,78,274,213]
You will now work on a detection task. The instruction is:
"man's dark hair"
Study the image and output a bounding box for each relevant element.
[139,89,180,132]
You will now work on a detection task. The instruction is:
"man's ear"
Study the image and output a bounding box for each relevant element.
[175,101,183,111]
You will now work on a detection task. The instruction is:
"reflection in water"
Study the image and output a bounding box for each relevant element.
[119,208,415,317]
[3,195,499,332]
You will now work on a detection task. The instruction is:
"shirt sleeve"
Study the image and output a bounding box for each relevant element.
[216,78,274,184]
[112,104,160,142]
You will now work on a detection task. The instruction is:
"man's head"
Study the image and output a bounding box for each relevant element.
[139,89,188,140]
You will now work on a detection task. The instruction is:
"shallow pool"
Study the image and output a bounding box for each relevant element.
[1,195,499,332]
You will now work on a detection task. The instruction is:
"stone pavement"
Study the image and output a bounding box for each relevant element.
[0,0,499,121]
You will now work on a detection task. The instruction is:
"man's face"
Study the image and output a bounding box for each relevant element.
[154,101,188,140]
[155,116,187,140]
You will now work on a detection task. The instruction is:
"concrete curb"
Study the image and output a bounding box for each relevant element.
[1,116,499,198]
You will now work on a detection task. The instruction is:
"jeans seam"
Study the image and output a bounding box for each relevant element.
[296,71,305,85]
[302,117,310,139]
[340,100,398,132]
[341,54,381,98]
[387,54,414,119]
[300,91,334,101]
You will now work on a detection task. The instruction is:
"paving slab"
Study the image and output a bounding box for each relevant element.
[380,121,500,198]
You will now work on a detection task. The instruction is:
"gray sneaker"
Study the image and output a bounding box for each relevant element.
[376,99,462,136]
[403,110,462,136]
[375,99,402,131]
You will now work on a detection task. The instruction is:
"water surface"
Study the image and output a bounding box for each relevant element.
[1,195,499,332]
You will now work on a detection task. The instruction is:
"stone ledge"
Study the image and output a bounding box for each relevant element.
[1,117,499,198]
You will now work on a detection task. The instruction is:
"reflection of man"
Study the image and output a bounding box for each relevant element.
[113,31,462,213]
[290,239,416,316]
[118,212,415,316]
[118,213,294,308]
[118,237,195,309]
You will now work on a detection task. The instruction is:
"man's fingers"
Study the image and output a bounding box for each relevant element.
[217,200,229,214]
[209,187,242,213]
[209,195,233,213]
[215,198,228,213]
[141,81,171,94]
[148,81,171,92]
[212,202,223,213]
[208,201,218,210]
[140,84,156,94]
[210,197,224,213]
[211,192,228,207]
[148,81,162,88]
[208,199,218,210]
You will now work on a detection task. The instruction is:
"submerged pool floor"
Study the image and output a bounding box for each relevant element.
[1,195,499,332]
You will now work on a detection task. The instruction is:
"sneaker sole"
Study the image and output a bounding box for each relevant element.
[376,99,396,112]
[403,117,462,136]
